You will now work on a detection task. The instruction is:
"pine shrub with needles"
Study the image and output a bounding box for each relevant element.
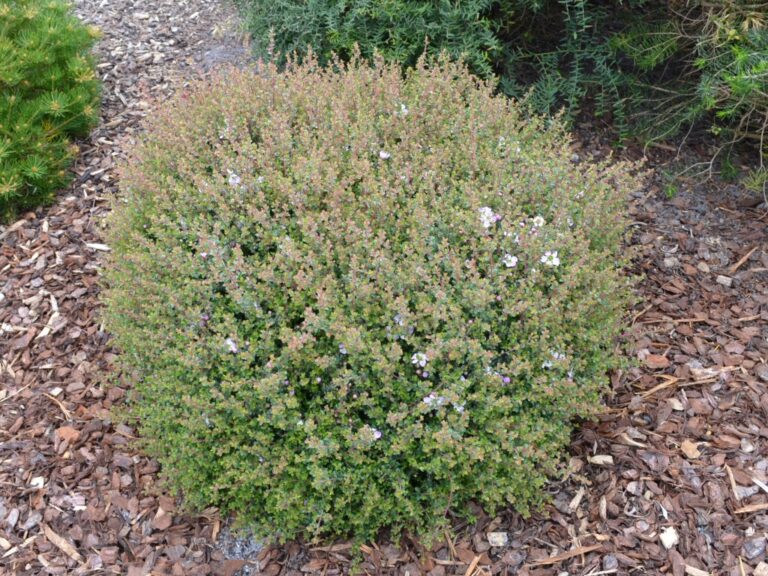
[0,0,100,219]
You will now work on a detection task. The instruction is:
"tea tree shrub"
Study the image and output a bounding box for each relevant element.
[0,0,101,219]
[104,57,639,542]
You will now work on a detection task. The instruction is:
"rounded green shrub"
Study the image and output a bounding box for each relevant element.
[0,0,101,219]
[104,57,639,542]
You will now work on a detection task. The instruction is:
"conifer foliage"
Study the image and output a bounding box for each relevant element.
[0,0,100,219]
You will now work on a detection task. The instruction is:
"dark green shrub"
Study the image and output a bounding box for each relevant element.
[103,57,639,542]
[236,0,500,78]
[495,0,634,130]
[234,0,637,123]
[0,0,101,219]
[503,0,768,167]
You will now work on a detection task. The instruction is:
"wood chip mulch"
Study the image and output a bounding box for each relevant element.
[1,1,768,574]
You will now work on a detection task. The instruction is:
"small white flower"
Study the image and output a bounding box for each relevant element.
[502,254,518,268]
[532,215,546,227]
[412,352,428,368]
[227,170,241,187]
[542,350,566,369]
[218,119,232,140]
[225,337,239,353]
[339,344,348,355]
[398,103,409,116]
[453,402,465,413]
[540,250,560,267]
[498,137,520,154]
[379,150,391,160]
[422,393,446,408]
[479,206,498,229]
[360,424,379,439]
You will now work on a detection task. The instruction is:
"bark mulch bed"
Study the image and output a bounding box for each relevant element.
[1,1,768,574]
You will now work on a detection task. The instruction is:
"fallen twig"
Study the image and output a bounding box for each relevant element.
[529,544,602,566]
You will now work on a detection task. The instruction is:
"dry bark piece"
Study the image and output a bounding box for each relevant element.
[529,545,602,566]
[588,455,614,466]
[660,527,680,550]
[151,506,173,531]
[56,425,80,443]
[486,533,508,547]
[42,524,83,563]
[744,537,767,560]
[644,354,671,369]
[680,440,701,459]
[639,451,670,474]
